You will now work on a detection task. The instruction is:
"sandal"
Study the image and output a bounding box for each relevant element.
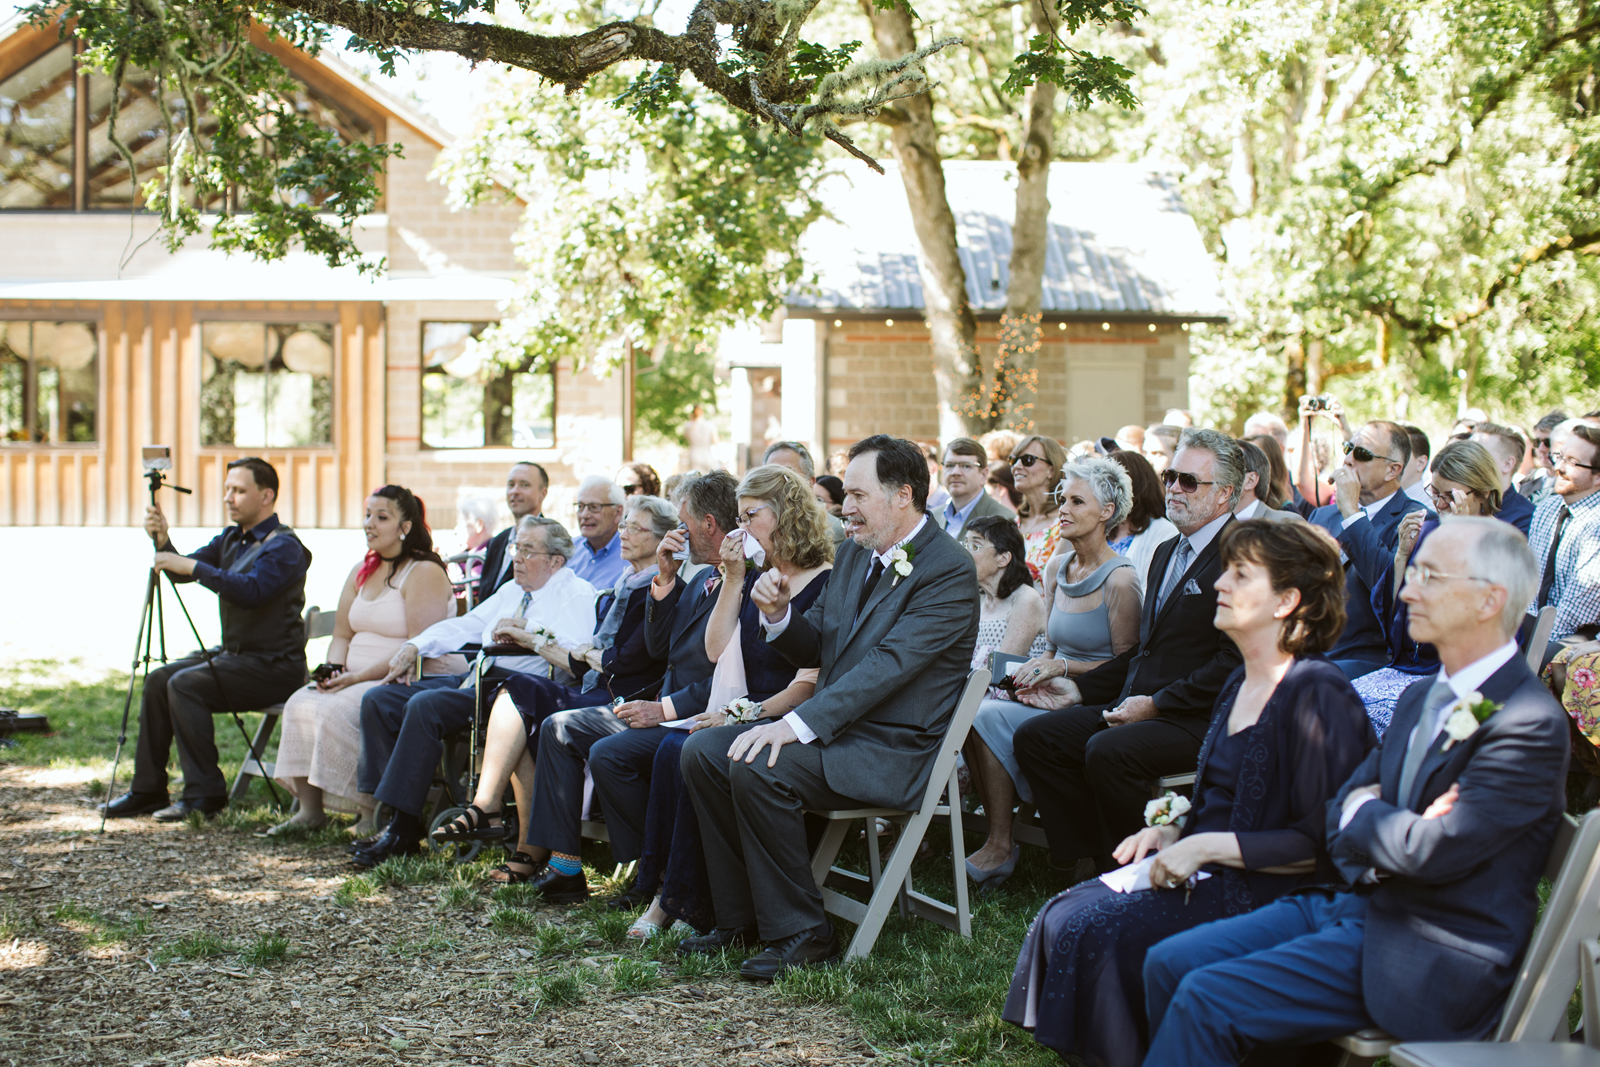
[432,803,503,843]
[489,851,543,885]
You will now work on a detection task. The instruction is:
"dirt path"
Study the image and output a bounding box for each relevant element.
[0,766,882,1067]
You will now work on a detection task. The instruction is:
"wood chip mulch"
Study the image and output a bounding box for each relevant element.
[0,766,884,1067]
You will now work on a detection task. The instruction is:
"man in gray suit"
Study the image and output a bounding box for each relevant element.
[939,436,1016,539]
[681,434,979,981]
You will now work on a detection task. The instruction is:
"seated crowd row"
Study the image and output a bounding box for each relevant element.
[100,401,1600,1065]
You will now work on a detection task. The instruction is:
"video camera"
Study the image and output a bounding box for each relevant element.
[142,445,191,501]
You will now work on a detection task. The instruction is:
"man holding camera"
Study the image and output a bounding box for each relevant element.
[102,458,312,822]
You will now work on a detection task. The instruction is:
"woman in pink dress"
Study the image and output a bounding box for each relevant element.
[268,486,462,835]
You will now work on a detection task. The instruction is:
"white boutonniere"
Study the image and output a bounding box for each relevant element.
[1144,791,1191,827]
[723,697,764,724]
[889,542,917,587]
[1441,690,1502,750]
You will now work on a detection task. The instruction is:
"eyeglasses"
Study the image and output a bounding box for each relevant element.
[961,538,990,553]
[1552,453,1599,472]
[575,502,619,514]
[1161,468,1216,493]
[944,461,984,473]
[1404,564,1491,588]
[1343,441,1396,464]
[620,521,651,535]
[1011,454,1047,468]
[1426,485,1472,509]
[512,545,558,560]
[737,503,771,526]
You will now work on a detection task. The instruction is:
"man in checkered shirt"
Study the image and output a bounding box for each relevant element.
[1525,422,1600,663]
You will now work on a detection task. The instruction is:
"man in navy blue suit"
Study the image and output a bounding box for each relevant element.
[1308,419,1429,679]
[1472,423,1535,536]
[1142,517,1567,1065]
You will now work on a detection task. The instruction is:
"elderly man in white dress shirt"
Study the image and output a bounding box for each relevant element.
[351,516,597,867]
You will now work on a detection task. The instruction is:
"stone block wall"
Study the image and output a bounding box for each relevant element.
[384,123,523,275]
[818,317,1190,450]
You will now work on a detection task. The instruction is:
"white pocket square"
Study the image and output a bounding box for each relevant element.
[1182,579,1203,595]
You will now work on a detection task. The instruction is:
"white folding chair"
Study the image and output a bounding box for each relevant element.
[1333,810,1600,1066]
[229,605,338,801]
[805,668,990,960]
[1525,605,1557,672]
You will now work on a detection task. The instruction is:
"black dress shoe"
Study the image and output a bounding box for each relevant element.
[604,880,654,911]
[677,924,760,956]
[528,865,588,904]
[350,828,421,869]
[152,797,227,822]
[738,924,840,982]
[346,833,383,854]
[99,791,169,818]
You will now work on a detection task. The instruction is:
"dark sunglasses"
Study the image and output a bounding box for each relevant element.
[620,484,640,494]
[1343,441,1395,464]
[1012,453,1047,468]
[1161,469,1216,493]
[1535,437,1552,450]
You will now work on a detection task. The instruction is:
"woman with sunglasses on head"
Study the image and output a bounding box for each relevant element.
[625,464,835,938]
[435,496,676,874]
[1010,435,1069,587]
[1345,440,1504,737]
[615,463,662,499]
[964,458,1141,887]
[1003,519,1374,1067]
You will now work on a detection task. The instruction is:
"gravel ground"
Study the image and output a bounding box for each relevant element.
[0,765,884,1067]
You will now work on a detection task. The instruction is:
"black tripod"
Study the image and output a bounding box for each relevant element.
[101,470,283,832]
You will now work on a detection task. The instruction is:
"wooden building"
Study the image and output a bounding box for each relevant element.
[0,14,629,529]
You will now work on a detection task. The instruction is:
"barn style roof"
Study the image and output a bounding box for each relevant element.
[788,160,1229,322]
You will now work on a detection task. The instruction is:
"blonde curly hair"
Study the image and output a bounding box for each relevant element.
[735,464,835,570]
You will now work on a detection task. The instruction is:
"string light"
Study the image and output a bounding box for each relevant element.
[959,311,1040,431]
[885,318,894,326]
[834,319,842,327]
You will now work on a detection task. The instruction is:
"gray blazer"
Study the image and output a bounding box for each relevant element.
[945,491,1017,540]
[770,518,979,809]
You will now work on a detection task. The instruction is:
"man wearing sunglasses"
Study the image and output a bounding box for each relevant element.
[1011,428,1246,876]
[1524,422,1600,665]
[1308,420,1429,681]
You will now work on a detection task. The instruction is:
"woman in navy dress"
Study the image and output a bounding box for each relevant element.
[1003,519,1376,1067]
[629,464,835,937]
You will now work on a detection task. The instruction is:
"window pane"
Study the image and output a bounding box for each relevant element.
[200,322,332,447]
[513,371,555,449]
[0,324,26,440]
[35,322,97,443]
[86,67,221,210]
[0,44,75,209]
[422,321,490,448]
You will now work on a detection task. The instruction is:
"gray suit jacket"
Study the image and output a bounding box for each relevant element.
[945,491,1017,541]
[770,518,979,809]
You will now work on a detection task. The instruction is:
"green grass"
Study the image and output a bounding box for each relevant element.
[0,904,35,939]
[528,969,589,1012]
[490,906,541,934]
[393,928,459,958]
[155,931,236,962]
[532,922,586,958]
[490,882,542,907]
[367,854,452,887]
[240,932,291,966]
[0,659,282,807]
[335,875,380,906]
[610,957,661,992]
[52,902,150,947]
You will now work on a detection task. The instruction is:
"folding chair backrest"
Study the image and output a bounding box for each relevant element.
[305,606,336,643]
[1495,810,1600,1041]
[447,552,486,612]
[1526,605,1557,672]
[910,668,990,815]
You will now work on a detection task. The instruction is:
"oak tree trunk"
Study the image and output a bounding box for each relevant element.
[998,0,1059,431]
[864,2,985,440]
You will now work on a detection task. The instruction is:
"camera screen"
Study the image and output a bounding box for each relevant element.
[142,445,172,471]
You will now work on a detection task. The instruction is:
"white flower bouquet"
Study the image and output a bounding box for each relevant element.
[1144,791,1191,828]
[723,697,764,724]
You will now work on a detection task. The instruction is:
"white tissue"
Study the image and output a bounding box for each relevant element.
[1099,855,1212,894]
[742,531,767,568]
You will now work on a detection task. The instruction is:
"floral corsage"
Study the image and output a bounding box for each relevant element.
[889,542,916,587]
[723,697,764,724]
[1442,690,1502,750]
[1144,791,1191,828]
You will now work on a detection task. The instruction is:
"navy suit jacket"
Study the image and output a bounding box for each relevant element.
[1497,486,1534,537]
[643,566,720,719]
[475,527,515,604]
[1075,519,1242,717]
[1326,657,1569,1040]
[1310,492,1427,663]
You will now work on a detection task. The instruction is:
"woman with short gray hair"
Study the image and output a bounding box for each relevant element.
[965,455,1143,887]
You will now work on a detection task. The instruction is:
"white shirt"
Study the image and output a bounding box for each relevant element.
[1336,489,1400,529]
[765,514,929,744]
[410,566,598,678]
[1404,480,1432,507]
[1235,499,1263,521]
[1339,639,1520,830]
